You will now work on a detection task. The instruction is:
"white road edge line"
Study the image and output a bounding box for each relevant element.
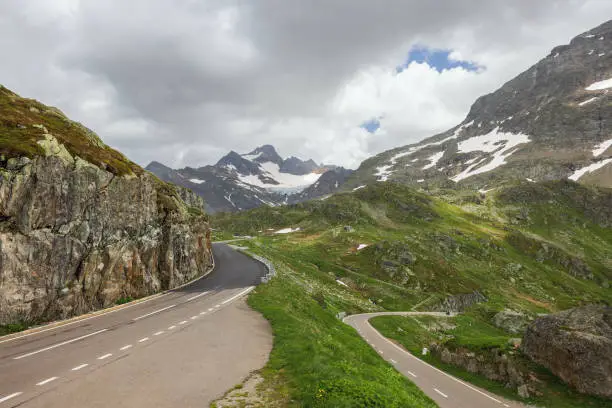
[186,291,210,301]
[191,316,198,320]
[138,337,149,343]
[0,292,171,345]
[97,353,112,360]
[221,286,255,305]
[199,311,207,315]
[390,359,397,364]
[179,320,188,325]
[14,329,108,360]
[208,308,214,312]
[120,345,133,351]
[0,392,23,403]
[168,325,176,330]
[36,377,58,386]
[154,331,164,336]
[364,320,503,404]
[133,304,176,321]
[434,388,448,398]
[71,364,89,371]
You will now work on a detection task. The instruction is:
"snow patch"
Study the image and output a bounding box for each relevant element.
[599,53,606,57]
[451,128,531,182]
[238,162,322,192]
[417,179,425,183]
[357,244,368,251]
[224,193,236,208]
[585,78,612,91]
[569,159,612,181]
[336,279,349,287]
[375,164,393,181]
[588,49,595,55]
[578,97,598,106]
[275,227,301,234]
[593,138,612,157]
[352,185,366,191]
[585,34,595,38]
[526,178,535,183]
[241,151,263,161]
[422,151,444,170]
[189,178,205,184]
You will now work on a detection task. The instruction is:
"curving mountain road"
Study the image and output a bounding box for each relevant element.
[345,312,525,408]
[0,243,271,408]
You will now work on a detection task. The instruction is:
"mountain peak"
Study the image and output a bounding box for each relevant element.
[243,145,283,165]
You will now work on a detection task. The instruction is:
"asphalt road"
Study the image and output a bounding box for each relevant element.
[0,243,272,408]
[345,312,525,408]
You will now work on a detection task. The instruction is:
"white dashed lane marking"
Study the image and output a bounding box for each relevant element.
[154,331,164,336]
[138,337,149,343]
[0,392,22,403]
[434,388,448,398]
[179,320,188,325]
[186,291,210,301]
[36,377,58,386]
[71,364,88,371]
[13,329,108,360]
[407,371,417,378]
[120,345,132,351]
[191,316,198,320]
[132,304,176,321]
[97,353,112,360]
[390,359,397,364]
[168,325,176,330]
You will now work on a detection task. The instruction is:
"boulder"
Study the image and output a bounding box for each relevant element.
[522,304,612,399]
[493,309,532,334]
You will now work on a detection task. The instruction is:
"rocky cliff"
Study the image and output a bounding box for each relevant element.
[0,86,213,325]
[522,304,612,399]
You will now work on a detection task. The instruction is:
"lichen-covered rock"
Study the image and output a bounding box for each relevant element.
[429,290,487,313]
[522,304,612,399]
[493,309,532,334]
[0,88,212,325]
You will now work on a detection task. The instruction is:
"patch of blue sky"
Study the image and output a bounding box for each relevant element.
[397,46,482,73]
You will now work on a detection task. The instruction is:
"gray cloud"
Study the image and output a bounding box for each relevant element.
[1,0,610,168]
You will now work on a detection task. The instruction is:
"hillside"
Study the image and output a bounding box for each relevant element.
[348,20,612,191]
[214,180,612,405]
[0,86,213,328]
[147,145,351,213]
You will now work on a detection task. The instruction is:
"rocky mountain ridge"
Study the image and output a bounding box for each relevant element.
[348,19,612,191]
[0,86,213,325]
[147,145,351,213]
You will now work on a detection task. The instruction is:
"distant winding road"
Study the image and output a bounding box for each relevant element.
[0,243,272,408]
[345,312,525,408]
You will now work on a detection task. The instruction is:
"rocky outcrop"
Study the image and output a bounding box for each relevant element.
[0,88,213,325]
[522,304,612,399]
[431,344,531,397]
[493,309,532,334]
[430,291,487,313]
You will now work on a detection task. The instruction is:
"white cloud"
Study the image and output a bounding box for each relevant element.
[0,1,610,170]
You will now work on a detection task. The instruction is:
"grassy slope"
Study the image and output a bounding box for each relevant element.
[215,181,612,407]
[243,243,437,407]
[0,85,141,176]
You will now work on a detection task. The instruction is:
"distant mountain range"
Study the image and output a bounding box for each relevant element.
[146,145,351,213]
[347,19,612,191]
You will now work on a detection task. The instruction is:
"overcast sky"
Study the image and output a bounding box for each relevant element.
[1,1,610,169]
